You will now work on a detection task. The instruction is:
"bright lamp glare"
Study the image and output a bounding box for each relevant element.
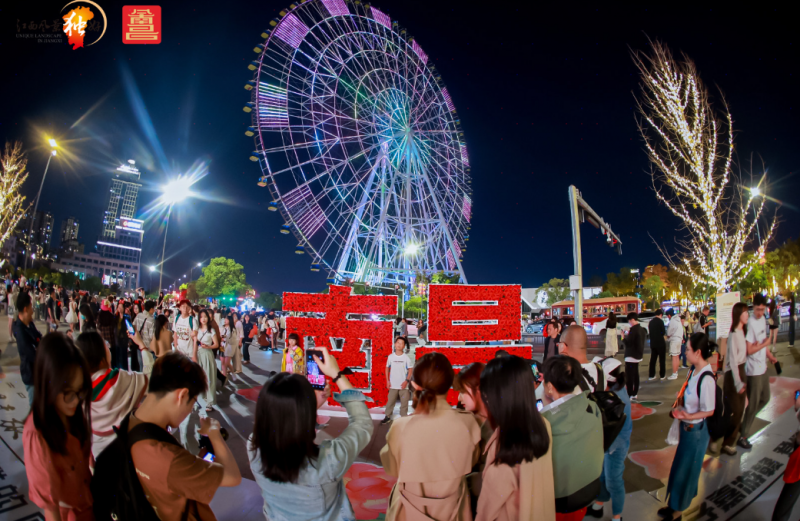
[149,266,157,272]
[404,244,419,255]
[197,262,202,267]
[161,176,193,205]
[48,139,57,147]
[751,187,761,197]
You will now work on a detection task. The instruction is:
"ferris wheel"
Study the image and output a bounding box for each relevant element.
[244,0,472,286]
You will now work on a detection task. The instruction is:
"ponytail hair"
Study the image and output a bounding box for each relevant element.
[687,332,716,360]
[411,352,454,415]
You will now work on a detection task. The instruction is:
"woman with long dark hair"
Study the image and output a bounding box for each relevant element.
[23,333,94,520]
[196,309,219,412]
[151,314,173,358]
[605,311,618,356]
[76,331,147,459]
[477,356,555,520]
[720,302,748,456]
[80,303,96,332]
[453,362,492,513]
[381,352,482,520]
[249,346,372,519]
[241,313,255,365]
[658,333,717,520]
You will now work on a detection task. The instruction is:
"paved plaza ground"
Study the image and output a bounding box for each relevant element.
[2,321,800,520]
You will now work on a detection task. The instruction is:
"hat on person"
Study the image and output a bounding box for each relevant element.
[592,356,622,382]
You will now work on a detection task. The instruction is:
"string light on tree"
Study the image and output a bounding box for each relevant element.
[632,42,777,291]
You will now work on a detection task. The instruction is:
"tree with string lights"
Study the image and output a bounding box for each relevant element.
[633,42,777,292]
[0,141,30,250]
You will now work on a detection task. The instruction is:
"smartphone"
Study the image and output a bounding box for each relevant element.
[531,364,540,382]
[124,318,135,336]
[795,390,799,400]
[306,349,326,390]
[536,399,544,411]
[202,452,215,462]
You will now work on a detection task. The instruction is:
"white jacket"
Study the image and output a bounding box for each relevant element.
[667,315,684,343]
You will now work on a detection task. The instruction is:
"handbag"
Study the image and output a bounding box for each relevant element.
[666,417,681,445]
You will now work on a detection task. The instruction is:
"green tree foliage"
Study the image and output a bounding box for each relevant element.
[404,296,427,318]
[587,274,605,287]
[591,290,614,299]
[604,268,637,296]
[82,276,103,294]
[431,271,460,284]
[540,278,571,306]
[739,238,800,297]
[195,257,251,298]
[256,291,282,310]
[643,275,665,309]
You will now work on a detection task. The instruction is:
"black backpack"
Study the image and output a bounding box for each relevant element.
[579,362,628,452]
[92,413,196,521]
[696,371,732,439]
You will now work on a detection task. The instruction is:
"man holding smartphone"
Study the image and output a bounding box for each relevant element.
[381,337,413,425]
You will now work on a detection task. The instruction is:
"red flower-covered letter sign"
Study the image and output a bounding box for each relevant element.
[284,284,530,407]
[283,286,397,405]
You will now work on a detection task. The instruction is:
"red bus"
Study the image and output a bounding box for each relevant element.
[551,296,641,330]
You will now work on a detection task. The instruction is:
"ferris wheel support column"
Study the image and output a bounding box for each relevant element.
[336,154,382,280]
[419,170,468,284]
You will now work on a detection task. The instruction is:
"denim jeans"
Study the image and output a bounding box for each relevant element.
[597,433,630,516]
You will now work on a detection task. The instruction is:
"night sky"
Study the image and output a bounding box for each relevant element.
[3,1,798,294]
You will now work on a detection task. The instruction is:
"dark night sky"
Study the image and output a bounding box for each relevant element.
[3,1,798,294]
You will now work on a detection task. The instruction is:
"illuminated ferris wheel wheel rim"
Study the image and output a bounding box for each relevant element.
[246,0,472,284]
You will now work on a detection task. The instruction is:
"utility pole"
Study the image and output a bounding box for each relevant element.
[568,185,624,325]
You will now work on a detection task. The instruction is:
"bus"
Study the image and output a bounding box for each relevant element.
[551,296,641,331]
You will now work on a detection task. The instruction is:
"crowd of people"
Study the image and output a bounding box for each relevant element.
[4,274,800,521]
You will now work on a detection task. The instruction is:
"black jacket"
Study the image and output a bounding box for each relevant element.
[624,324,646,360]
[648,317,666,349]
[13,318,41,385]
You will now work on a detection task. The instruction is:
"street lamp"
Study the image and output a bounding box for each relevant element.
[191,261,202,281]
[148,265,156,293]
[24,138,58,271]
[157,175,194,295]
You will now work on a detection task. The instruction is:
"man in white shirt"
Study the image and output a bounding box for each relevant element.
[173,299,198,362]
[558,325,613,393]
[739,294,778,449]
[666,309,684,380]
[381,337,413,424]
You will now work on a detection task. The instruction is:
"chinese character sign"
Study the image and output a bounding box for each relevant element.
[123,6,161,44]
[284,284,530,407]
[284,286,397,405]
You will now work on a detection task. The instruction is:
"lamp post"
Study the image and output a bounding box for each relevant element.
[157,176,193,294]
[191,262,202,281]
[24,139,58,272]
[787,276,798,348]
[148,265,156,294]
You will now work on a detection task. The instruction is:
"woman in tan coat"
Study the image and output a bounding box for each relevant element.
[476,356,555,521]
[381,352,482,521]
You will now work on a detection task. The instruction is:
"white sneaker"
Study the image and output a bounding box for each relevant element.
[667,373,679,380]
[631,395,638,401]
[648,377,657,381]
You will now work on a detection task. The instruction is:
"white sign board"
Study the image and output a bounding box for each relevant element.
[714,291,740,339]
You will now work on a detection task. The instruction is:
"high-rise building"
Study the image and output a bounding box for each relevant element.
[102,160,142,238]
[60,216,80,243]
[19,210,54,258]
[93,160,144,290]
